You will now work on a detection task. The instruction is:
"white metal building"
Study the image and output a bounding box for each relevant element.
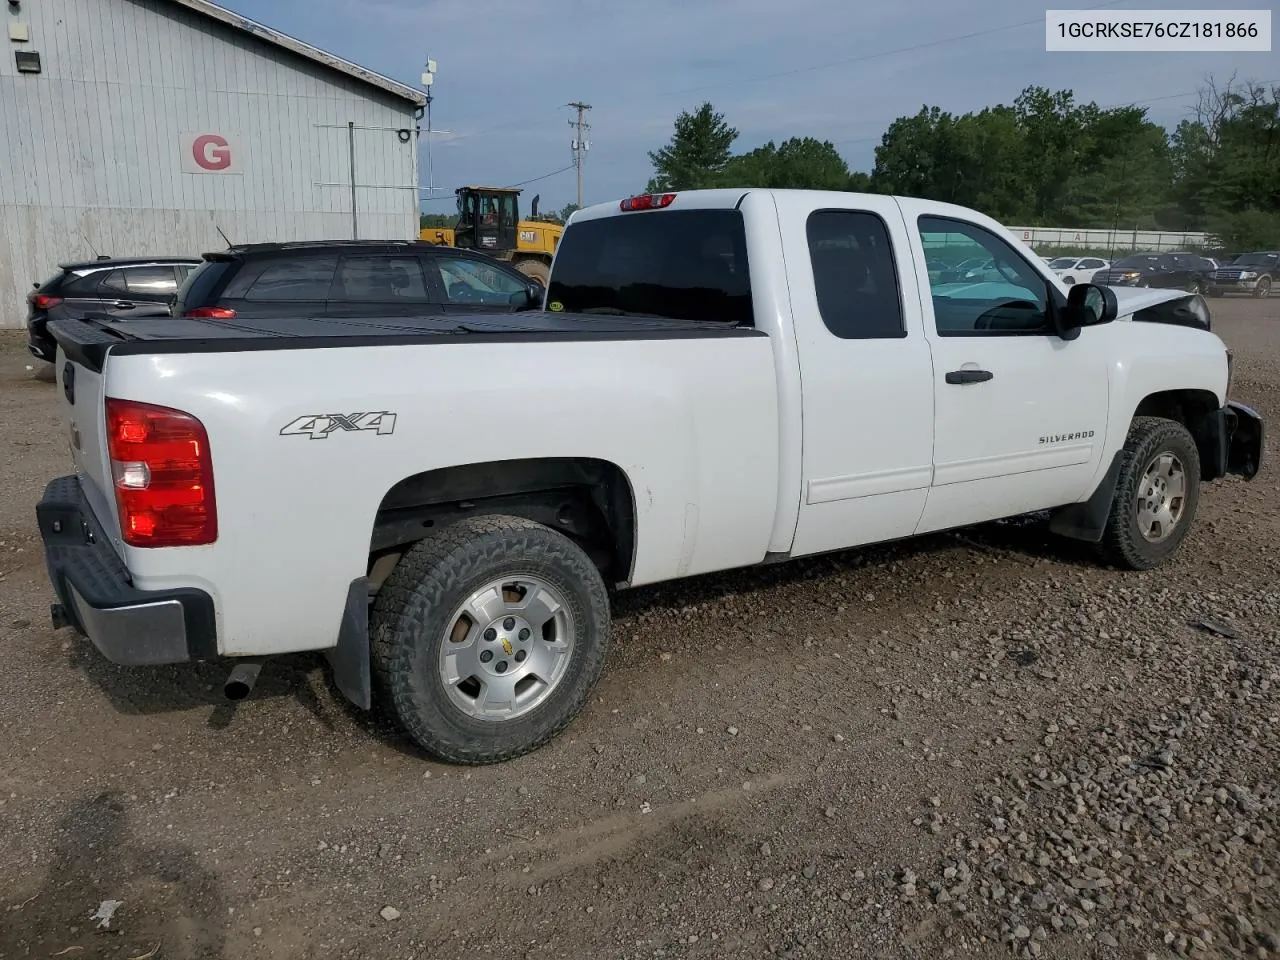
[0,0,426,328]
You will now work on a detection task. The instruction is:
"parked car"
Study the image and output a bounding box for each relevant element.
[1047,256,1110,285]
[26,256,201,362]
[173,240,543,321]
[1092,253,1218,293]
[1207,251,1278,299]
[39,188,1262,765]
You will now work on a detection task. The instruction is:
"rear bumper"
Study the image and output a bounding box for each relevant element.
[36,475,217,665]
[26,316,55,363]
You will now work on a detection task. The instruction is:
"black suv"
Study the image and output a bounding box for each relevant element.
[1207,251,1278,299]
[26,256,201,362]
[174,240,543,321]
[1093,252,1219,293]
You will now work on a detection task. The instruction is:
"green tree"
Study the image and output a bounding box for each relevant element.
[1208,209,1280,249]
[558,203,581,222]
[646,102,739,191]
[1060,107,1173,230]
[718,137,854,190]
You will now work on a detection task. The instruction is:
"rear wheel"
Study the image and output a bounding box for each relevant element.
[1186,280,1204,294]
[513,258,550,285]
[1097,417,1201,571]
[371,515,611,764]
[1254,276,1273,299]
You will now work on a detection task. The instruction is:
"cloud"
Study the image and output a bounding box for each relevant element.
[229,0,1272,209]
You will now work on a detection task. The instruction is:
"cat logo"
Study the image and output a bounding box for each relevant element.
[519,230,537,243]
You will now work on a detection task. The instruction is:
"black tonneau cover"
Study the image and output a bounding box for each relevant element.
[49,311,764,373]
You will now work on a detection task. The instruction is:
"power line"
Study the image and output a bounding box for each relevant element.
[417,163,578,204]
[652,0,1132,100]
[507,163,577,188]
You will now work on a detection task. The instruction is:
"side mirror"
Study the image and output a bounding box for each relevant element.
[1055,282,1117,339]
[509,285,543,309]
[1070,282,1118,324]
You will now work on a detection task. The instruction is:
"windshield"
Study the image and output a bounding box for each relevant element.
[1233,254,1279,266]
[545,209,753,323]
[1112,256,1161,270]
[1048,257,1077,269]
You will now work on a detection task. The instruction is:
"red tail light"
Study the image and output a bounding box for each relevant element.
[106,398,217,547]
[184,306,237,319]
[620,193,676,212]
[28,292,63,310]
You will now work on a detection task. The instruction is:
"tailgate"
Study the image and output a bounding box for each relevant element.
[50,323,120,534]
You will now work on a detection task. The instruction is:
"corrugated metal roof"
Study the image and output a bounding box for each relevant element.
[157,0,427,107]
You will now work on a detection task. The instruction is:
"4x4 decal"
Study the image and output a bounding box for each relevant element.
[280,412,397,440]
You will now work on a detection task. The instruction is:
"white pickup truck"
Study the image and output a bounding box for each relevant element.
[38,189,1264,765]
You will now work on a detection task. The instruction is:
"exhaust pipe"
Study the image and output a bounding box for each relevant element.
[224,659,264,701]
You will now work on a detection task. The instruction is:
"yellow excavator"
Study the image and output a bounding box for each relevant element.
[420,186,563,284]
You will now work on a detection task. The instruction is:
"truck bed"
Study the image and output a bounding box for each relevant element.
[49,311,762,372]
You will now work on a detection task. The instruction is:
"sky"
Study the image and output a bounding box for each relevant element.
[219,0,1278,214]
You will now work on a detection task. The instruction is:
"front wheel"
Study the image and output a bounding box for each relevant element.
[1097,417,1201,571]
[1254,276,1273,299]
[371,515,611,764]
[1186,280,1204,294]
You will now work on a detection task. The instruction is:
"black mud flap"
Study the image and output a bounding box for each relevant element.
[1049,451,1124,543]
[325,578,372,710]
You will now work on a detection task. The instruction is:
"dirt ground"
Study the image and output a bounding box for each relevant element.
[1,303,1277,960]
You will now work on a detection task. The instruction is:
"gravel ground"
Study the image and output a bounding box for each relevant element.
[1,302,1277,960]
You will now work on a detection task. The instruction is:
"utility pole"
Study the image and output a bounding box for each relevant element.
[567,102,592,209]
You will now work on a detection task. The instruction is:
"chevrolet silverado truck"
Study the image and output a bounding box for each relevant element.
[37,189,1265,765]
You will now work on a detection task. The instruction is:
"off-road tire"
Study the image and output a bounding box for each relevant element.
[371,515,611,764]
[513,258,550,285]
[1097,417,1201,571]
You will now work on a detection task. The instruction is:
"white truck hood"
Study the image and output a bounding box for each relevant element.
[1109,286,1191,318]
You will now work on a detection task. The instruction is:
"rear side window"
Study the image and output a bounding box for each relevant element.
[174,260,233,314]
[546,209,752,324]
[98,270,131,297]
[246,257,338,301]
[806,210,904,339]
[332,256,428,301]
[124,266,179,296]
[59,270,108,296]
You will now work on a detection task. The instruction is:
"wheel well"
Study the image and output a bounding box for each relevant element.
[1131,389,1223,479]
[368,458,636,588]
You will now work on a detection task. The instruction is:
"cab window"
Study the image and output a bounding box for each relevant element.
[918,216,1050,336]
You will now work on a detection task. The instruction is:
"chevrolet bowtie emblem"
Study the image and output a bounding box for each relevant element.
[501,638,513,656]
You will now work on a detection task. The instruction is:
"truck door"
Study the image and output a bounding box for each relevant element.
[782,197,936,557]
[898,204,1111,533]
